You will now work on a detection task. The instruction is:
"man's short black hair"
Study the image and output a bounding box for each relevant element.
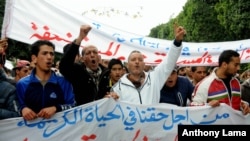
[30,40,55,56]
[108,58,123,70]
[218,50,239,67]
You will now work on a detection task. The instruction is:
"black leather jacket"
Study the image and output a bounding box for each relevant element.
[59,43,109,106]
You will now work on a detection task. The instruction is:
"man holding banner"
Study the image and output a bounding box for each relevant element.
[191,50,250,115]
[16,40,76,121]
[110,24,186,104]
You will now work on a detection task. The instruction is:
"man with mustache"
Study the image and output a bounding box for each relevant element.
[59,25,111,105]
[190,66,207,86]
[16,40,75,121]
[110,23,186,104]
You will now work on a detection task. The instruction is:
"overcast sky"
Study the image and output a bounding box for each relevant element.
[60,0,187,35]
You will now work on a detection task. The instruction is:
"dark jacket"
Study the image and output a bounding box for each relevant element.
[59,43,109,106]
[16,69,75,113]
[98,70,113,98]
[0,68,20,119]
[241,78,250,104]
[160,76,194,106]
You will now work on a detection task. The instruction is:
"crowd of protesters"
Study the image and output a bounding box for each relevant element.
[0,24,250,120]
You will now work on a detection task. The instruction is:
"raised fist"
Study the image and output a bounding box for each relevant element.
[174,23,186,42]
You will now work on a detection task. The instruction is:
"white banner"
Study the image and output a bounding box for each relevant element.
[2,0,250,65]
[0,98,249,141]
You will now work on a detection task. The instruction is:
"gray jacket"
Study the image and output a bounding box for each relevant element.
[241,78,250,105]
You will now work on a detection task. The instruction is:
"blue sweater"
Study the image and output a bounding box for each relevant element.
[160,76,194,106]
[16,69,75,113]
